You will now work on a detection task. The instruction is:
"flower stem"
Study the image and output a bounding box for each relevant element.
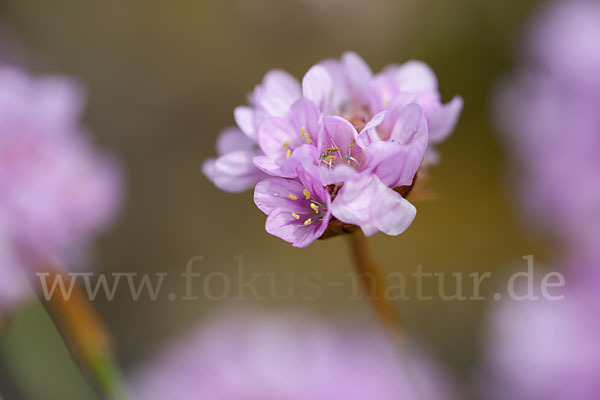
[347,230,403,339]
[31,265,128,400]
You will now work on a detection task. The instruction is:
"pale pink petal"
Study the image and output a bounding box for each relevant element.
[370,185,416,236]
[203,151,265,193]
[342,52,373,101]
[356,111,387,148]
[234,106,258,141]
[257,117,298,157]
[427,96,463,143]
[265,208,319,248]
[253,69,301,117]
[385,103,426,143]
[288,98,321,142]
[365,142,421,187]
[302,65,333,111]
[253,155,297,178]
[331,175,416,236]
[391,60,438,92]
[216,127,255,155]
[320,116,357,154]
[254,178,304,214]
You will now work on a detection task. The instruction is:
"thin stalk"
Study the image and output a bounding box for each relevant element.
[347,230,402,340]
[30,265,128,400]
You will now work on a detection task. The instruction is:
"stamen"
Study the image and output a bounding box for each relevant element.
[289,193,298,200]
[345,155,360,167]
[286,149,292,158]
[292,212,300,220]
[304,133,311,144]
[310,203,320,213]
[302,189,311,200]
[327,147,339,152]
[300,126,306,137]
[304,218,312,226]
[322,155,337,163]
[282,140,290,148]
[349,140,356,149]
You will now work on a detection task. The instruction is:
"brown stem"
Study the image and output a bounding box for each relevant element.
[30,263,127,399]
[347,230,402,340]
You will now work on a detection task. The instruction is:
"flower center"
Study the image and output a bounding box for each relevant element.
[288,189,326,226]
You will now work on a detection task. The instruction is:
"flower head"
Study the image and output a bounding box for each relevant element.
[130,310,454,400]
[204,52,462,246]
[0,65,123,310]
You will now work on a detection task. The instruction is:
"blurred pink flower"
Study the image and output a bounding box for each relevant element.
[0,65,123,310]
[481,280,600,400]
[204,52,462,246]
[495,0,600,257]
[131,310,454,400]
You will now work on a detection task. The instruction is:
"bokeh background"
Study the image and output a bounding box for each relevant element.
[0,0,554,399]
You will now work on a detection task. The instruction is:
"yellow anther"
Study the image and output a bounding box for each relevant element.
[349,140,356,149]
[286,149,292,158]
[292,212,300,220]
[304,133,311,145]
[304,218,312,226]
[282,140,290,148]
[327,147,339,152]
[300,126,306,137]
[322,155,337,163]
[288,193,298,200]
[310,203,320,213]
[302,189,311,200]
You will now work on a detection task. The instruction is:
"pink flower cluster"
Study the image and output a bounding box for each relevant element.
[131,310,454,400]
[0,65,122,310]
[482,281,600,400]
[495,0,600,256]
[483,2,600,399]
[204,52,462,246]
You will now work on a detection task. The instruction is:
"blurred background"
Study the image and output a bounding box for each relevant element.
[0,0,555,399]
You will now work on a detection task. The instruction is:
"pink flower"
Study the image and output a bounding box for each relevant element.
[495,0,600,257]
[481,279,600,400]
[130,310,454,400]
[254,167,331,248]
[203,52,462,246]
[0,65,123,310]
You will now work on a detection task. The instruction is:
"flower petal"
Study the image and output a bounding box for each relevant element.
[342,52,373,101]
[296,167,331,208]
[356,111,387,148]
[370,185,416,236]
[265,207,322,248]
[252,69,301,117]
[390,60,438,92]
[257,117,298,157]
[364,142,420,187]
[320,116,357,155]
[203,151,265,193]
[288,98,321,142]
[234,106,258,141]
[381,102,424,143]
[254,177,304,215]
[302,65,333,111]
[331,175,416,236]
[252,155,297,178]
[427,96,463,143]
[216,127,255,155]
